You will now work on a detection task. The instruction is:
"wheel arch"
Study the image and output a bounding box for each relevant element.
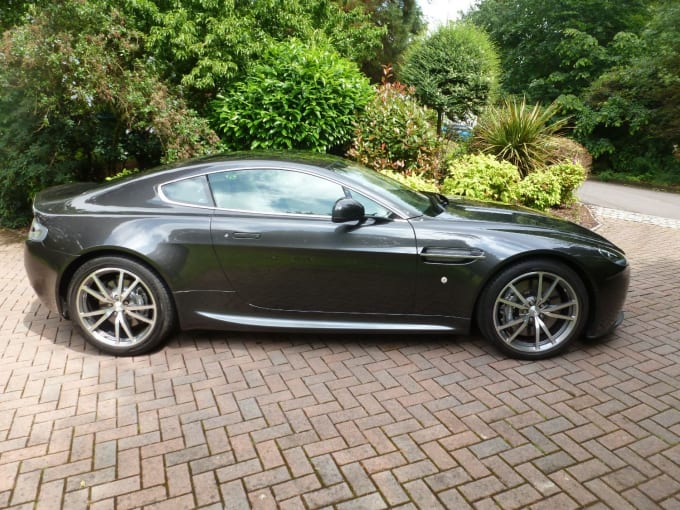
[471,250,596,332]
[58,248,177,319]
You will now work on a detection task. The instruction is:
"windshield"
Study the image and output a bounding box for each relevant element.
[330,162,442,217]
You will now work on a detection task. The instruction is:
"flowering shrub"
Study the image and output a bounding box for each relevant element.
[348,79,445,178]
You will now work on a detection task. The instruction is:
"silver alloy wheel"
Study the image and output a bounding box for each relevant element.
[492,270,579,354]
[75,267,157,348]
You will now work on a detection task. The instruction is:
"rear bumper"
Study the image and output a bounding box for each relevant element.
[24,241,67,315]
[586,264,630,339]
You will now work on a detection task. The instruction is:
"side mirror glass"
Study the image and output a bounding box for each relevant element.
[332,198,365,223]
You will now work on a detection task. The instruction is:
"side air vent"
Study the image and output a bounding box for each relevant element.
[420,247,485,264]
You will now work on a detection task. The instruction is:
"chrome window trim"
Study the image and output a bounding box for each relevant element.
[158,165,410,221]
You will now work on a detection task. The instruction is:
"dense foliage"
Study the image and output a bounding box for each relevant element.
[212,39,373,152]
[438,155,585,211]
[466,0,652,103]
[348,79,444,177]
[379,170,439,193]
[0,0,677,227]
[125,0,384,112]
[0,1,218,226]
[468,0,678,182]
[510,162,585,211]
[398,22,499,134]
[515,170,564,211]
[559,0,680,181]
[0,0,404,226]
[548,162,587,205]
[1,0,48,32]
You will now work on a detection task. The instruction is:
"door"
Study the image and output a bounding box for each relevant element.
[208,167,418,315]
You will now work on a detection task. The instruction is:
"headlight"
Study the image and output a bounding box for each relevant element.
[598,247,627,267]
[27,218,48,242]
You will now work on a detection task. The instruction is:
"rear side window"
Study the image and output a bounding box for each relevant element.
[161,176,213,207]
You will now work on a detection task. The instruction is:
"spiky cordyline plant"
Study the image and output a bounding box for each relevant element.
[472,98,568,177]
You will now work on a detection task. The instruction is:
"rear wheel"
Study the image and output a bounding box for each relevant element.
[477,259,588,359]
[67,256,175,355]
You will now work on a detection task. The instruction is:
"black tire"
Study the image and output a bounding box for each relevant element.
[476,258,589,360]
[67,256,175,356]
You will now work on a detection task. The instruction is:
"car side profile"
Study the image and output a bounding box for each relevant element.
[25,152,629,359]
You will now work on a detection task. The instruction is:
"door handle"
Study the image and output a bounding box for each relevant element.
[231,232,261,239]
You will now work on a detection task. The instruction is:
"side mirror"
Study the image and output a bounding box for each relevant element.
[332,198,365,223]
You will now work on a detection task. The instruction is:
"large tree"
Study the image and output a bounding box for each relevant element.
[466,0,653,103]
[346,0,425,82]
[398,22,499,134]
[564,0,680,176]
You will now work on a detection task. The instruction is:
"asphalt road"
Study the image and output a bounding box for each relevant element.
[577,180,680,220]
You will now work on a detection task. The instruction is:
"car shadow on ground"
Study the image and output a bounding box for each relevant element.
[21,297,622,363]
[20,298,492,358]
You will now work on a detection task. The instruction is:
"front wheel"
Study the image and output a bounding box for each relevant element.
[67,256,175,356]
[477,259,588,359]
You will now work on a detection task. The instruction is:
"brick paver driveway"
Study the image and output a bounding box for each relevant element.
[1,214,679,509]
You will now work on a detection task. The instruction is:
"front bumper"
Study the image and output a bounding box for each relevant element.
[586,264,630,339]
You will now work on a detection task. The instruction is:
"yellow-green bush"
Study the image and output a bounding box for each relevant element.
[548,162,586,205]
[378,170,439,193]
[441,154,520,202]
[515,170,562,210]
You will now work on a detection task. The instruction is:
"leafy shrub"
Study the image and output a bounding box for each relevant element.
[515,171,562,210]
[347,80,445,178]
[378,170,439,193]
[213,39,374,152]
[441,154,520,202]
[548,162,586,205]
[472,98,568,177]
[0,146,78,227]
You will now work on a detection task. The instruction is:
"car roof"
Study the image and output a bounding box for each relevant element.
[59,152,424,220]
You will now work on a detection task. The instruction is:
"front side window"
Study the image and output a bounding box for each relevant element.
[348,190,392,218]
[331,162,441,217]
[208,169,346,216]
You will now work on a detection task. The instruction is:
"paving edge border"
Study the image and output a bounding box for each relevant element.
[586,204,680,231]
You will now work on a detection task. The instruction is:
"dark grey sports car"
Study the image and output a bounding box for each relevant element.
[25,152,629,359]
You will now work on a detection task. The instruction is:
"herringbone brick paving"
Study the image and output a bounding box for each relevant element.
[0,216,678,509]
